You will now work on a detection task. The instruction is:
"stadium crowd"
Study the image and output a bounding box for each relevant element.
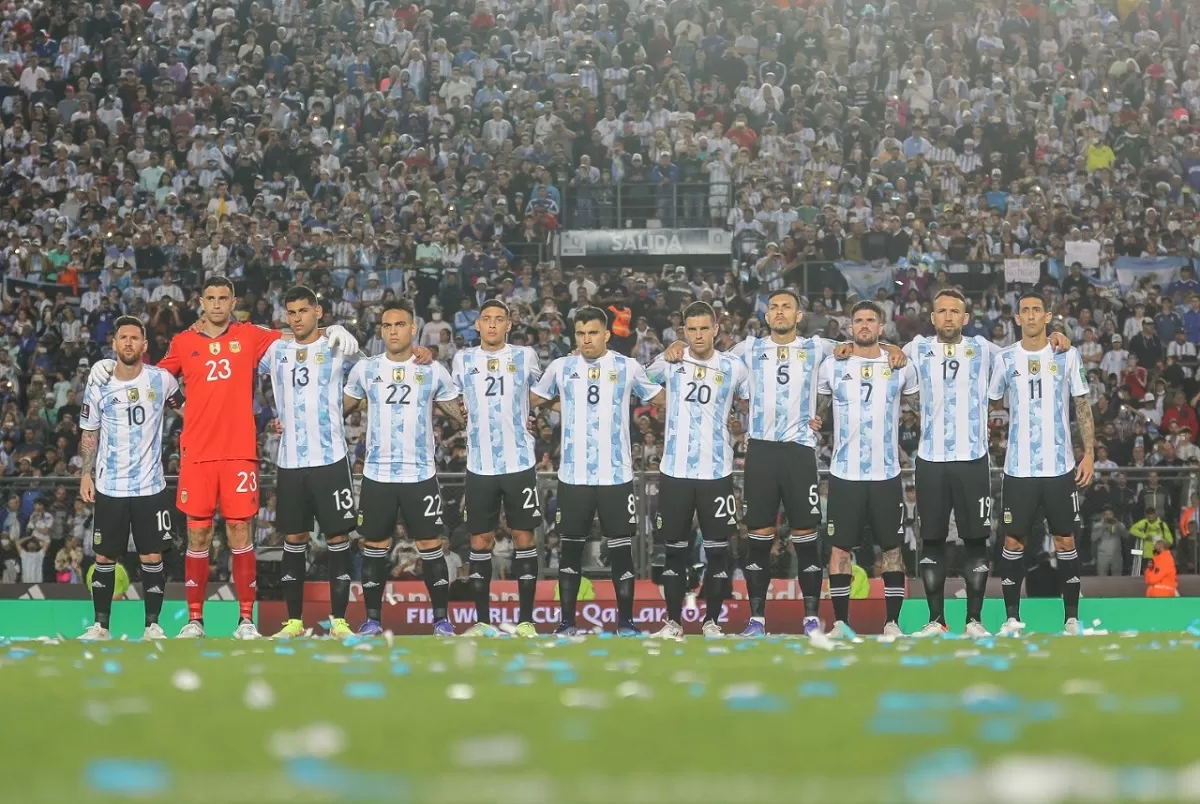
[1,0,1200,587]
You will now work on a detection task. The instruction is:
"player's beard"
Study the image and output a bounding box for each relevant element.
[937,326,962,342]
[770,320,796,336]
[118,351,142,367]
[853,332,878,347]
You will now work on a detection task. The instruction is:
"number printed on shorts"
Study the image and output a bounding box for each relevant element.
[206,359,232,382]
[423,493,444,518]
[714,494,737,520]
[156,510,172,533]
[236,471,258,493]
[808,484,819,507]
[332,488,354,511]
[522,486,539,510]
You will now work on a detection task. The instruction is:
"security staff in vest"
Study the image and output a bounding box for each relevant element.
[606,287,635,356]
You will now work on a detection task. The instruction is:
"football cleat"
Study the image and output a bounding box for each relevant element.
[701,620,724,638]
[328,618,353,638]
[998,618,1026,637]
[740,619,766,638]
[78,623,111,641]
[828,620,856,640]
[882,621,905,638]
[356,619,384,637]
[142,623,167,640]
[463,622,500,638]
[1063,618,1082,636]
[177,620,205,639]
[433,618,455,637]
[653,619,684,641]
[913,621,948,638]
[964,620,991,639]
[513,622,538,638]
[233,620,262,640]
[553,623,579,637]
[616,620,642,637]
[273,619,305,639]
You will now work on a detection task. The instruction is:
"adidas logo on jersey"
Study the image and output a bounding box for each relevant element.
[336,574,351,581]
[146,586,162,594]
[618,572,634,581]
[468,368,480,375]
[1065,576,1081,584]
[802,565,821,572]
[363,581,379,588]
[91,580,105,588]
[757,353,769,360]
[727,517,736,525]
[842,373,852,380]
[185,580,197,588]
[435,518,443,525]
[662,569,677,577]
[971,565,989,574]
[1000,578,1016,586]
[745,563,763,571]
[343,512,354,519]
[560,566,578,574]
[280,575,296,582]
[568,372,580,379]
[469,573,483,579]
[433,579,449,587]
[919,557,937,565]
[712,571,729,579]
[518,574,535,581]
[279,356,288,363]
[810,506,820,514]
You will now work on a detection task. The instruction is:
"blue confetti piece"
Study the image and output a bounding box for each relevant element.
[7,648,33,660]
[391,648,410,656]
[589,650,608,657]
[344,682,387,700]
[1022,701,1062,723]
[962,694,1021,715]
[285,759,410,802]
[318,620,331,631]
[343,635,363,648]
[200,651,223,658]
[879,692,955,712]
[734,642,750,651]
[900,655,934,667]
[597,632,614,640]
[85,760,171,795]
[675,648,685,655]
[798,681,839,698]
[100,647,122,654]
[503,657,526,673]
[174,609,186,620]
[725,694,787,713]
[687,683,706,698]
[553,671,579,685]
[1187,620,1200,637]
[902,749,976,802]
[868,714,948,735]
[391,663,410,676]
[978,719,1020,743]
[824,657,854,669]
[103,661,122,675]
[274,646,295,656]
[544,660,573,673]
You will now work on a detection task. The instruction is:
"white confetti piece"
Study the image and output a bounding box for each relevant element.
[453,735,527,767]
[83,651,94,661]
[561,689,609,709]
[616,681,653,700]
[1061,680,1104,696]
[268,723,346,760]
[646,648,661,656]
[671,671,702,685]
[384,631,395,648]
[429,662,448,674]
[455,642,476,668]
[244,679,276,711]
[447,684,474,701]
[171,669,201,692]
[721,683,764,701]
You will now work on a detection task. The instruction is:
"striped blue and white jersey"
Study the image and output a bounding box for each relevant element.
[904,334,1001,463]
[81,366,179,497]
[818,356,919,481]
[988,343,1087,478]
[344,355,458,483]
[452,345,541,476]
[532,351,662,486]
[730,335,834,447]
[647,350,749,481]
[258,336,353,469]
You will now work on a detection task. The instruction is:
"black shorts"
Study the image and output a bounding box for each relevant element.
[92,489,175,559]
[653,474,738,545]
[275,459,357,537]
[464,468,541,534]
[743,440,821,532]
[357,476,444,542]
[825,475,904,551]
[1000,472,1080,539]
[555,482,636,537]
[915,456,993,543]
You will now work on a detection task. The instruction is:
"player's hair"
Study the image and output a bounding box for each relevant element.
[113,315,145,337]
[574,306,609,328]
[768,288,801,306]
[850,300,884,320]
[381,298,416,321]
[933,288,967,308]
[201,275,235,295]
[480,299,510,317]
[283,285,319,307]
[682,301,716,322]
[1018,290,1047,310]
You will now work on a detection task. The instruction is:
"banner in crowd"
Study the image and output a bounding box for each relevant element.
[1064,240,1102,269]
[1003,258,1042,284]
[3,276,80,304]
[836,260,894,300]
[557,228,732,258]
[1113,256,1189,291]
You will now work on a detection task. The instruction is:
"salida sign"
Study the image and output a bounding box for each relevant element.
[558,228,732,257]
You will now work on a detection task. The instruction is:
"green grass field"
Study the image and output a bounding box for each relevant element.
[2,631,1198,804]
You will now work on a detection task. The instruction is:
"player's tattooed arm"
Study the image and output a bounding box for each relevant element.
[880,547,904,573]
[79,428,99,476]
[438,399,467,427]
[1075,396,1095,455]
[810,393,832,431]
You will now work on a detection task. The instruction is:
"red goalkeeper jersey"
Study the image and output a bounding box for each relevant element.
[158,322,282,463]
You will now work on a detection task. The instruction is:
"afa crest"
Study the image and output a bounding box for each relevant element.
[882,367,893,378]
[487,358,499,373]
[127,388,139,403]
[93,530,102,545]
[1028,360,1040,375]
[588,366,601,381]
[357,513,364,526]
[229,341,242,354]
[714,373,724,385]
[393,368,406,383]
[147,390,156,401]
[507,362,517,373]
[181,490,188,503]
[827,522,836,536]
[861,365,873,379]
[209,342,222,355]
[415,371,427,384]
[1048,362,1059,375]
[556,510,562,524]
[798,350,807,361]
[608,372,618,382]
[296,349,308,363]
[315,352,327,364]
[1003,511,1013,525]
[965,346,977,359]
